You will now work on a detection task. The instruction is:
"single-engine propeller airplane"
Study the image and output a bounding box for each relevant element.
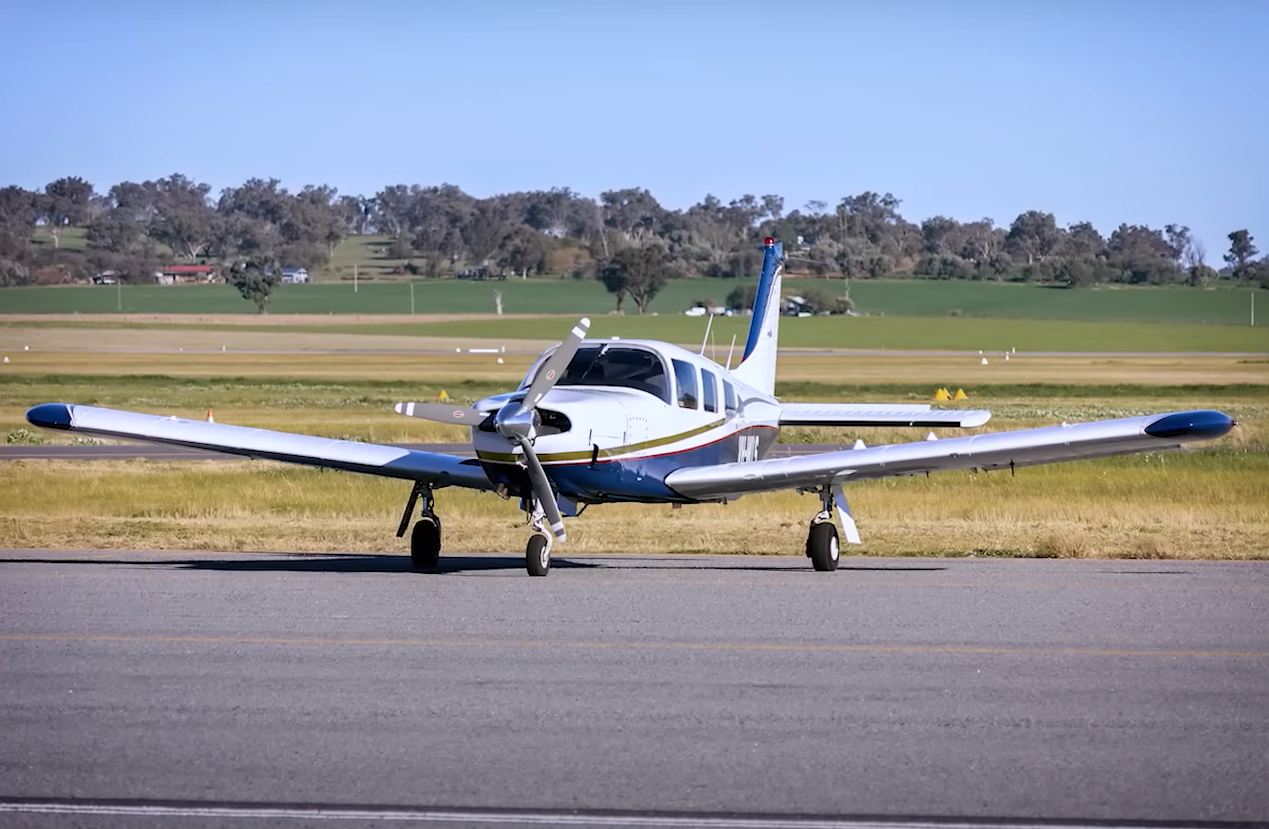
[27,238,1235,575]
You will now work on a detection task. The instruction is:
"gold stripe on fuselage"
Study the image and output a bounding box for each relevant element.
[476,418,731,464]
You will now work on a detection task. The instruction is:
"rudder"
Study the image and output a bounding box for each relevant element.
[731,237,783,395]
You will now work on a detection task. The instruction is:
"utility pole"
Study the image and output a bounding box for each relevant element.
[1252,292,1256,327]
[410,282,415,316]
[354,264,358,293]
[116,279,121,312]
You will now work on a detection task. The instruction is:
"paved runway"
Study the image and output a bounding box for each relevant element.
[0,443,840,462]
[1,550,1267,828]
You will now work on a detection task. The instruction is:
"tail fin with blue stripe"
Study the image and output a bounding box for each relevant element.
[730,237,783,395]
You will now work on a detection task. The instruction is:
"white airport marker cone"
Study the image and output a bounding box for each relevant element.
[23,345,29,351]
[206,409,215,423]
[221,345,226,352]
[1005,353,1010,361]
[496,357,504,364]
[981,357,989,365]
[2,356,8,364]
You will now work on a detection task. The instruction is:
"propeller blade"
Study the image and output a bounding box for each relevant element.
[523,317,590,409]
[394,401,483,424]
[516,438,566,541]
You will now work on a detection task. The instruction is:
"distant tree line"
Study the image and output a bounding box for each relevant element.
[1,176,1266,311]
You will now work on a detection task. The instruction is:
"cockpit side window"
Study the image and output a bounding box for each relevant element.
[723,380,738,414]
[701,368,718,413]
[672,359,698,409]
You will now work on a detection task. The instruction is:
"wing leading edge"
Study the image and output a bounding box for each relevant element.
[26,403,492,490]
[666,410,1234,500]
[779,402,991,428]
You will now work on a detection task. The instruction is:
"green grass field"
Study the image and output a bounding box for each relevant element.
[3,278,1265,325]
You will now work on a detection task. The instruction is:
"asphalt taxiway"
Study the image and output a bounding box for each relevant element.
[1,551,1266,828]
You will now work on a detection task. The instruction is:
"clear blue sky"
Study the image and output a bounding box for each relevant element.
[1,0,1265,258]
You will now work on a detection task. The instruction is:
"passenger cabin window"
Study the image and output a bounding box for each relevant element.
[672,359,698,409]
[723,380,737,414]
[701,369,718,413]
[527,345,671,403]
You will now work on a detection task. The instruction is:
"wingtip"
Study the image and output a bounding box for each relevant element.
[1144,410,1234,440]
[962,410,993,428]
[26,403,72,430]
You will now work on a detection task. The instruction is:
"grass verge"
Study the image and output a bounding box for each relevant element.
[1,451,1264,559]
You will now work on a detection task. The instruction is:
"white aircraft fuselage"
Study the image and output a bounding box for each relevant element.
[471,339,781,504]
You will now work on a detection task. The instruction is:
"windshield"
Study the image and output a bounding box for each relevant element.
[522,346,670,403]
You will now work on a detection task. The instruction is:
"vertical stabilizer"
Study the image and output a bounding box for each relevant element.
[731,237,783,394]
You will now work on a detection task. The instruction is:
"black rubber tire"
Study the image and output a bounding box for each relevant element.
[807,521,840,572]
[525,532,551,577]
[410,516,441,569]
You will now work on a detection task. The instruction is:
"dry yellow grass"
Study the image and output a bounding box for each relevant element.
[1,455,1264,560]
[4,348,1267,387]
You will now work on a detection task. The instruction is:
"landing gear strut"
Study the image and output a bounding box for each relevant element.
[524,496,553,577]
[398,481,441,569]
[805,486,842,572]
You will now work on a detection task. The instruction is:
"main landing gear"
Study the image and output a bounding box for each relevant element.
[806,516,840,572]
[804,484,861,572]
[398,481,441,570]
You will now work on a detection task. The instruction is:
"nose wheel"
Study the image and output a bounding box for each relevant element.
[526,531,552,576]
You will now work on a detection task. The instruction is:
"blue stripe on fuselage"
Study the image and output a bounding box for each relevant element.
[480,426,778,504]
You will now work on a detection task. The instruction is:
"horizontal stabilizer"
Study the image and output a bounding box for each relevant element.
[779,403,991,429]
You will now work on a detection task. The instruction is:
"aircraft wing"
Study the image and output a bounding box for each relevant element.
[666,410,1234,500]
[779,402,991,428]
[25,403,493,490]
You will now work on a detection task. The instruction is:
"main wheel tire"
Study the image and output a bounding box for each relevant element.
[410,516,441,569]
[525,532,551,577]
[807,521,840,572]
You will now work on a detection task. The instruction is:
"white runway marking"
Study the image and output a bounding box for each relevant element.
[0,802,1229,828]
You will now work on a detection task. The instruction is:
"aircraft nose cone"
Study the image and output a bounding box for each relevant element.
[26,403,73,430]
[1144,410,1234,439]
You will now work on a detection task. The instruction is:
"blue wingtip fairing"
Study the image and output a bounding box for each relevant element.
[26,403,73,430]
[741,238,783,361]
[1143,410,1234,440]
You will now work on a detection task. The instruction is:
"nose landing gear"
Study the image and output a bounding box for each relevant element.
[524,496,554,577]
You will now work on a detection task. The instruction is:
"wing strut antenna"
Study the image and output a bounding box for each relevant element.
[699,312,714,356]
[725,334,737,370]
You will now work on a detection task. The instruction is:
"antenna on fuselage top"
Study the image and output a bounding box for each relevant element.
[725,334,737,370]
[699,312,714,356]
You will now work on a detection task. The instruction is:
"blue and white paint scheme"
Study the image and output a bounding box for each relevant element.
[26,237,1236,576]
